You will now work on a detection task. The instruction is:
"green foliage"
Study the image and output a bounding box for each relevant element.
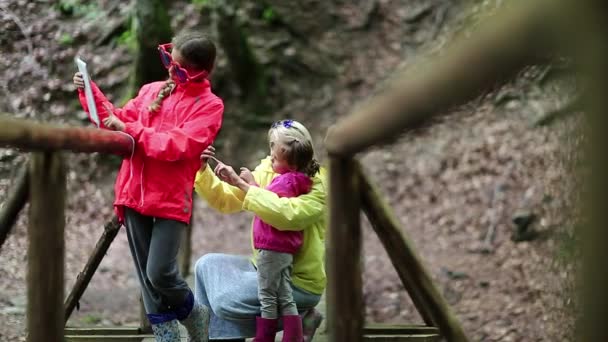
[192,0,214,10]
[117,28,136,52]
[555,229,580,264]
[81,314,102,325]
[262,6,277,23]
[55,0,100,19]
[58,33,74,46]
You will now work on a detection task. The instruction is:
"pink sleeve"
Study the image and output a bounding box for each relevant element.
[78,81,146,129]
[123,100,224,161]
[265,174,301,198]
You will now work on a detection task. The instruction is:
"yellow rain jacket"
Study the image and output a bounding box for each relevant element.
[193,156,327,295]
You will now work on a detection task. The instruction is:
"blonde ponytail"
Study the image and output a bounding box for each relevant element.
[148,80,176,112]
[304,159,320,177]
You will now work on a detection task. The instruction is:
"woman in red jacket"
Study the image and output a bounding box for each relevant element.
[74,30,223,342]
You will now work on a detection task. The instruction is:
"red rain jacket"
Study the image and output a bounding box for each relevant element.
[78,79,223,224]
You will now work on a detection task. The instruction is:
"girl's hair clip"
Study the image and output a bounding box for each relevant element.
[271,120,294,129]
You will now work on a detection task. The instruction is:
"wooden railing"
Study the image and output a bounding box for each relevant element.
[323,0,603,341]
[0,117,135,342]
[1,0,607,341]
[0,113,201,341]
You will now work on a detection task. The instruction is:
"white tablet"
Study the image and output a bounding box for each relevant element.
[74,56,100,127]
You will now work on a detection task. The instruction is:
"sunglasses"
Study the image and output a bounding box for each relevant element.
[158,43,208,84]
[271,120,294,129]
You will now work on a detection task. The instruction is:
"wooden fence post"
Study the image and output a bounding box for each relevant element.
[357,165,468,341]
[27,152,65,342]
[0,160,29,251]
[574,1,608,341]
[179,223,193,278]
[327,156,363,342]
[140,297,152,333]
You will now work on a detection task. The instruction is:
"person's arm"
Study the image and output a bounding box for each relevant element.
[193,164,246,214]
[124,100,224,161]
[242,176,325,231]
[78,81,146,128]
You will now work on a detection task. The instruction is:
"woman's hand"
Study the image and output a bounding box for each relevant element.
[102,115,125,131]
[73,72,85,89]
[200,145,216,170]
[239,167,257,186]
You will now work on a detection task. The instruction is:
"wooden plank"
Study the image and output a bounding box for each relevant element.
[64,335,149,342]
[357,165,468,341]
[64,327,141,336]
[0,160,28,251]
[313,335,439,342]
[64,217,122,323]
[363,335,439,342]
[27,152,66,342]
[0,114,133,156]
[363,324,438,335]
[324,0,562,157]
[327,156,363,342]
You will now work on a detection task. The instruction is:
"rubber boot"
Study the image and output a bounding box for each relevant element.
[179,302,210,342]
[151,319,181,342]
[282,315,304,342]
[253,316,278,342]
[302,308,323,342]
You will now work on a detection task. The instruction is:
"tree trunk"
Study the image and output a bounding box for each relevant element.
[214,1,269,116]
[131,0,173,93]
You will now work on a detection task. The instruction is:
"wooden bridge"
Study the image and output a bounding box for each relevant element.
[1,0,607,341]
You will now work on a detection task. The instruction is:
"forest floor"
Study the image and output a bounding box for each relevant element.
[0,0,580,341]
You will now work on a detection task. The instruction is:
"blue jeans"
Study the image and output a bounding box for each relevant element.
[194,253,321,339]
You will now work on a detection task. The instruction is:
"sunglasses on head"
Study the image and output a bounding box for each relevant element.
[158,43,208,84]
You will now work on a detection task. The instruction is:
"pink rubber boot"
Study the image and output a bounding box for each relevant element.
[281,315,304,342]
[254,316,278,342]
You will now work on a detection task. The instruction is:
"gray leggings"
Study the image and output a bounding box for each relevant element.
[257,249,297,319]
[124,207,191,315]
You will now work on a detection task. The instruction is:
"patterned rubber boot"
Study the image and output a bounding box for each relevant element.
[151,319,181,342]
[179,302,210,342]
[302,308,323,342]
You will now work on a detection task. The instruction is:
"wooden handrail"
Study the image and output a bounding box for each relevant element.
[0,114,133,156]
[325,0,561,157]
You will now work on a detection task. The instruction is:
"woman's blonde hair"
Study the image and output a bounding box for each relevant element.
[268,120,320,177]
